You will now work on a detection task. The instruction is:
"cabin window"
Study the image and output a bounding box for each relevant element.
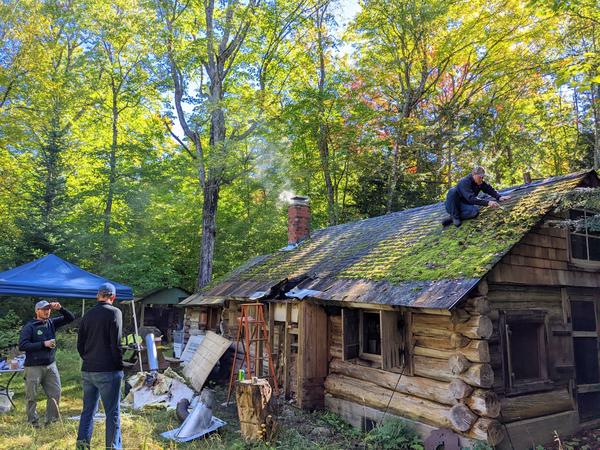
[342,308,408,372]
[501,310,550,394]
[569,209,600,264]
[362,312,381,356]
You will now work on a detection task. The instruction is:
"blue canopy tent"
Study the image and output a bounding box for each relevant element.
[0,254,142,370]
[0,254,133,300]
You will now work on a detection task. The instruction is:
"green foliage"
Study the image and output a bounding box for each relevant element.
[0,310,22,349]
[462,441,494,450]
[315,410,362,439]
[0,0,598,296]
[364,418,424,450]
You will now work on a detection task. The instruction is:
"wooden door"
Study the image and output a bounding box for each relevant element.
[297,301,328,410]
[571,296,600,421]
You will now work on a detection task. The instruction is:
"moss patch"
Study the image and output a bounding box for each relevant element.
[214,174,586,288]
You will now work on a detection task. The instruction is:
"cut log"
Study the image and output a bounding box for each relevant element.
[449,404,477,431]
[324,373,455,430]
[449,354,471,375]
[413,314,493,339]
[413,356,493,388]
[454,315,493,339]
[414,334,464,351]
[473,279,489,296]
[418,308,452,316]
[236,378,275,441]
[465,389,501,418]
[500,388,573,422]
[449,379,473,400]
[451,333,470,349]
[329,358,455,405]
[465,418,505,446]
[414,340,490,363]
[450,309,471,324]
[464,296,491,315]
[462,363,494,388]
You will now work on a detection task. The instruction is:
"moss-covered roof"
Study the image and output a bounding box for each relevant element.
[202,171,595,309]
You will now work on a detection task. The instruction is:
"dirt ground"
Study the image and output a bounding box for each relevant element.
[540,428,600,450]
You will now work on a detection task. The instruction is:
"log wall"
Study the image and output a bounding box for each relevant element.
[324,283,505,446]
[483,219,594,447]
[182,305,221,341]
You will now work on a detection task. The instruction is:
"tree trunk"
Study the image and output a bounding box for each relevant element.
[592,81,600,169]
[103,86,118,262]
[197,180,220,289]
[386,138,400,213]
[316,7,336,226]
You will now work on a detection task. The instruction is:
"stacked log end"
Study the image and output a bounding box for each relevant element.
[410,291,504,446]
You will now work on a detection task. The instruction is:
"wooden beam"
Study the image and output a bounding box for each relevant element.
[283,302,292,399]
[329,358,456,405]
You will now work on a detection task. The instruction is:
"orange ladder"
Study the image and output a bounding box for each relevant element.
[227,303,279,402]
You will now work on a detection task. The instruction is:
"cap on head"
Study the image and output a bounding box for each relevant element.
[97,282,116,298]
[472,166,486,177]
[35,300,51,310]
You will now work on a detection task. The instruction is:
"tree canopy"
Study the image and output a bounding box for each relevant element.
[0,0,598,295]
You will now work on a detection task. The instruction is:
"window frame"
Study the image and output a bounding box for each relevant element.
[359,310,383,361]
[342,307,410,373]
[568,208,600,268]
[500,310,552,395]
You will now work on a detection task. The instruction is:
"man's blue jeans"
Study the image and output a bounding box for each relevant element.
[76,371,123,450]
[445,187,480,220]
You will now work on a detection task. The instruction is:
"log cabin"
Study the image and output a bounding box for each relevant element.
[191,171,600,448]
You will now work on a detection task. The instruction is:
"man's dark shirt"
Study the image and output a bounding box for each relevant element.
[77,302,123,372]
[455,175,501,207]
[19,308,75,367]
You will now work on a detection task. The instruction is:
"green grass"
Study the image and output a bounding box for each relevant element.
[0,332,368,449]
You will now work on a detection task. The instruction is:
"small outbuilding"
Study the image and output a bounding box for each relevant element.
[196,170,600,449]
[137,287,190,341]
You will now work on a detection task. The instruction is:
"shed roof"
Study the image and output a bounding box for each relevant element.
[136,287,190,305]
[200,171,597,309]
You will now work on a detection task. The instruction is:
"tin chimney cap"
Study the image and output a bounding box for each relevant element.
[290,196,309,205]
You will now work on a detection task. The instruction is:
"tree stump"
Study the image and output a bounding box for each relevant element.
[235,378,275,441]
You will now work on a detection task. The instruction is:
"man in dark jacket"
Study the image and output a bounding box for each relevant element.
[76,282,124,450]
[442,166,511,227]
[18,300,75,426]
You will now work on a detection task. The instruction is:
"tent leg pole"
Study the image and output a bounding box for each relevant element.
[130,300,144,373]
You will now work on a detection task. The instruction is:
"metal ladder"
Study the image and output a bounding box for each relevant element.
[227,303,279,402]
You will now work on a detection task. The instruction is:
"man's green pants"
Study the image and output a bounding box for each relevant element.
[24,362,61,425]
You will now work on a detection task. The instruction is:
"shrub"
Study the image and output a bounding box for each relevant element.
[365,418,424,450]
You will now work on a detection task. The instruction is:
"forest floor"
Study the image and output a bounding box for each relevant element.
[1,332,598,450]
[0,333,367,450]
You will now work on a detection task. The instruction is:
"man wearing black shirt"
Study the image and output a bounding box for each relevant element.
[19,300,74,426]
[443,166,511,227]
[76,282,123,450]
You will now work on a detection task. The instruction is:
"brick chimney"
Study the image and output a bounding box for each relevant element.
[288,196,310,244]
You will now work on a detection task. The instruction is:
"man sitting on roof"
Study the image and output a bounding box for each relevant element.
[442,166,511,227]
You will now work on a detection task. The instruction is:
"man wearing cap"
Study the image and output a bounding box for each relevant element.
[442,166,511,227]
[18,300,75,426]
[76,282,124,450]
